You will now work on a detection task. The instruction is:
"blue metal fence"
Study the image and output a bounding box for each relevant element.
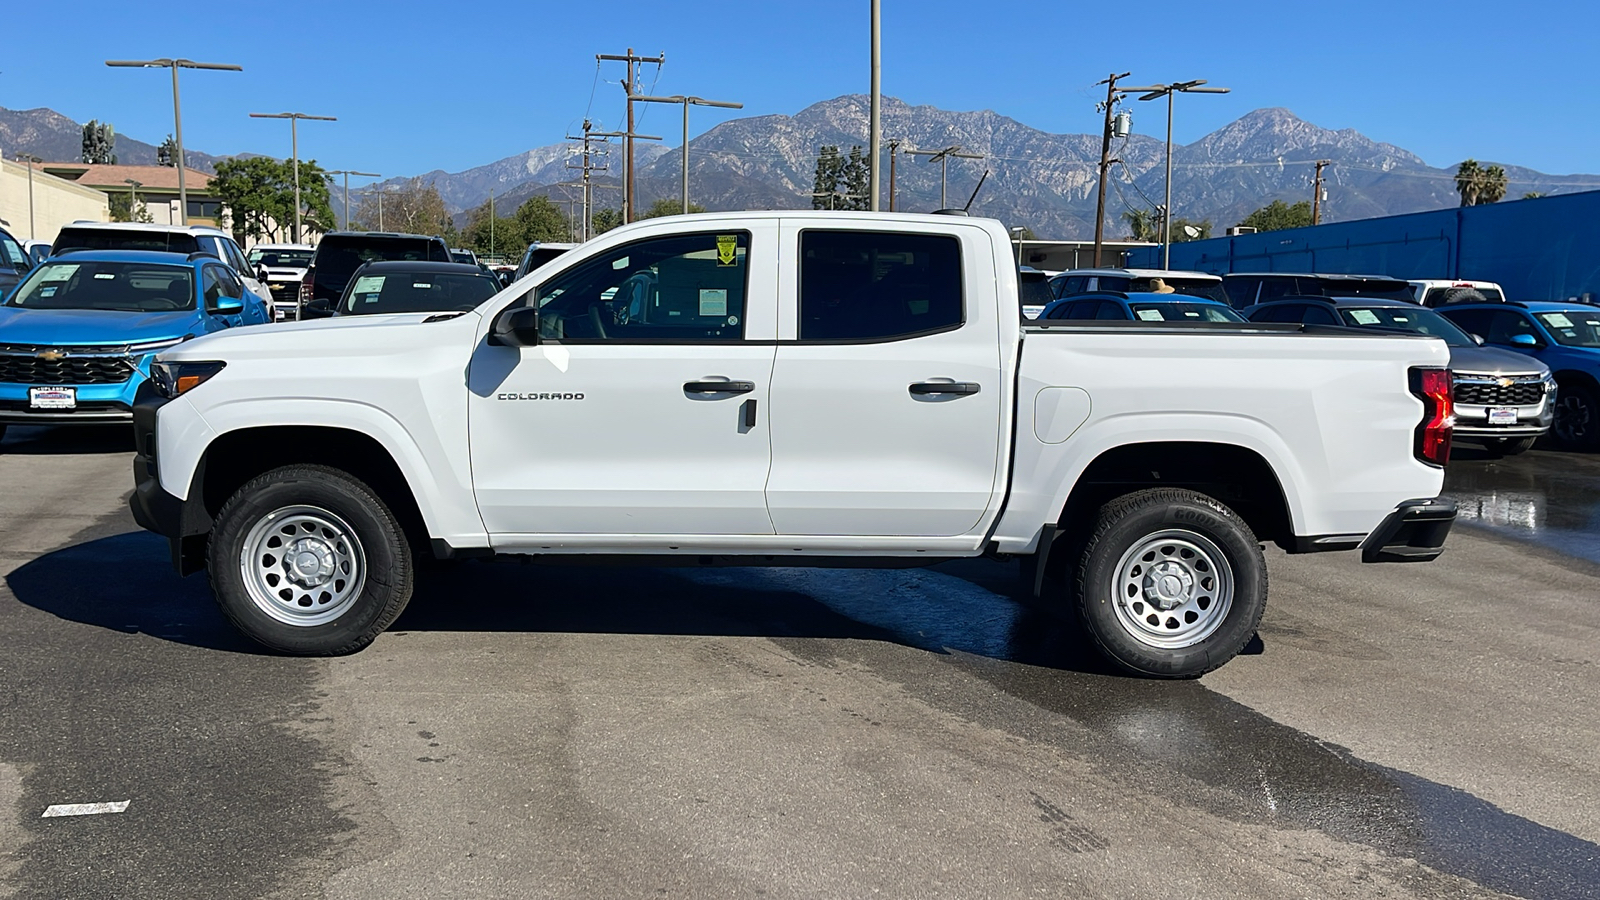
[1128,190,1600,301]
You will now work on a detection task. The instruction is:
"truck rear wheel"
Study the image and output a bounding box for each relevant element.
[208,464,414,655]
[1075,489,1266,679]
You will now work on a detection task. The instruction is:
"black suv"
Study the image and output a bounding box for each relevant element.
[302,232,452,309]
[1220,273,1415,309]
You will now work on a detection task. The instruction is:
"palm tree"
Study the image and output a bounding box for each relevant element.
[1123,208,1159,241]
[1455,160,1482,206]
[1479,165,1508,204]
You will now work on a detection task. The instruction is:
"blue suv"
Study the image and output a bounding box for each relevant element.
[1438,302,1600,450]
[1038,291,1246,323]
[0,250,269,438]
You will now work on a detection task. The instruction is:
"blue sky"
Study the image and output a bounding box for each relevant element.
[4,0,1595,191]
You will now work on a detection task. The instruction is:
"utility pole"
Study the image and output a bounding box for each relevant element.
[489,189,495,257]
[598,48,665,223]
[566,120,611,242]
[1312,159,1331,225]
[906,145,983,209]
[1092,73,1157,267]
[885,139,900,211]
[868,0,882,211]
[327,170,378,232]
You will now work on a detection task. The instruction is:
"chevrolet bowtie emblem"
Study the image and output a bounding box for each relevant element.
[36,349,67,362]
[1497,377,1514,388]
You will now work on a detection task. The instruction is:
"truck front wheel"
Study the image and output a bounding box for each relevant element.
[1075,489,1266,679]
[208,464,414,655]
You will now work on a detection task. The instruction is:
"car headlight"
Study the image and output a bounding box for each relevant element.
[127,335,194,356]
[150,360,226,399]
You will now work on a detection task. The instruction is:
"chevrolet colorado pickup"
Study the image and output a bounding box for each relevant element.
[131,211,1458,678]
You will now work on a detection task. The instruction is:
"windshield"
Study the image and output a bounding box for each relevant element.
[248,248,314,268]
[341,272,498,315]
[523,247,570,272]
[315,237,448,288]
[1339,306,1474,346]
[1424,286,1505,304]
[1019,272,1053,312]
[1100,275,1227,304]
[1535,310,1600,347]
[450,251,476,265]
[52,227,200,255]
[6,261,195,311]
[1130,302,1245,323]
[1,231,27,272]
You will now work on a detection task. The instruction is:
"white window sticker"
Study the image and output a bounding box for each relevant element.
[1349,309,1380,325]
[612,256,630,270]
[411,283,433,289]
[1136,308,1164,321]
[1545,313,1574,328]
[698,288,728,317]
[351,275,385,295]
[37,264,79,281]
[93,273,117,280]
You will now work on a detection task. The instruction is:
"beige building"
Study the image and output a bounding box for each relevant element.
[0,158,110,243]
[42,163,221,229]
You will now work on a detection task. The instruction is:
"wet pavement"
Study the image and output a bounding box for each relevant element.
[1445,442,1600,565]
[1,424,1598,898]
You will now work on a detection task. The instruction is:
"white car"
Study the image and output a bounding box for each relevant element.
[131,211,1459,678]
[52,221,274,311]
[246,243,316,320]
[1409,279,1507,307]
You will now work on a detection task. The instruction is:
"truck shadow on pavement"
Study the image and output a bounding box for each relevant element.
[7,530,1118,673]
[0,424,134,455]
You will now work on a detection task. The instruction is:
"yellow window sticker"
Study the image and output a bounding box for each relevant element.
[716,235,738,266]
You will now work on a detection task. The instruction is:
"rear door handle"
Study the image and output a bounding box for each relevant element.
[909,381,980,395]
[684,380,755,394]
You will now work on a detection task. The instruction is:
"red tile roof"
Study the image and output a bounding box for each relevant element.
[40,164,213,193]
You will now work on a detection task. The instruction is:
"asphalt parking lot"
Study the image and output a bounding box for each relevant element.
[0,426,1596,899]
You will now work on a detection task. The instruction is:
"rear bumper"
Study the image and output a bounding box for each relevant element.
[1359,497,1457,563]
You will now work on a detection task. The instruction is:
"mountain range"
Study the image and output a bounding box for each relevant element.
[7,98,1598,239]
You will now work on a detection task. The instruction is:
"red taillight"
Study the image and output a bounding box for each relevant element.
[299,269,314,304]
[1410,367,1454,467]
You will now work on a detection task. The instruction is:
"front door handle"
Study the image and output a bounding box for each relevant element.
[684,380,755,394]
[909,381,980,396]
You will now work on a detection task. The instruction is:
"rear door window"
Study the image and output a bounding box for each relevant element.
[1222,278,1259,308]
[798,231,962,341]
[52,227,200,255]
[1052,275,1088,298]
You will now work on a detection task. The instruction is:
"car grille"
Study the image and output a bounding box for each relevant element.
[1453,376,1544,406]
[268,282,300,299]
[0,347,137,385]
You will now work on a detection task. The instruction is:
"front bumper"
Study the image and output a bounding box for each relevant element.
[0,372,146,425]
[1360,497,1457,563]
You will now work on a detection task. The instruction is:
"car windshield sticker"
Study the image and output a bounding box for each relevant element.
[1136,308,1164,321]
[93,272,117,280]
[699,289,728,317]
[351,275,385,295]
[1545,313,1574,328]
[716,235,738,266]
[412,283,433,289]
[1349,309,1380,325]
[36,264,78,281]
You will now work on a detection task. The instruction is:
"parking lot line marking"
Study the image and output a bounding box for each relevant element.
[41,801,130,818]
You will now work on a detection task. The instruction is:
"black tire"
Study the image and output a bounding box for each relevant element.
[208,464,414,655]
[1075,489,1267,679]
[1485,435,1539,456]
[1430,287,1487,307]
[1553,382,1600,451]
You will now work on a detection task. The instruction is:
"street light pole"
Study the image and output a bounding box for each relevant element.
[630,94,743,214]
[1135,80,1231,269]
[16,153,40,238]
[106,59,242,225]
[326,170,379,232]
[123,177,143,222]
[250,112,337,243]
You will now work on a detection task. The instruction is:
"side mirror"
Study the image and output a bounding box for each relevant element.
[256,265,270,283]
[302,297,334,319]
[1510,333,1539,347]
[213,295,244,314]
[489,306,541,347]
[1471,333,1486,346]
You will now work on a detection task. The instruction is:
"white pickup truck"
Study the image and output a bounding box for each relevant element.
[131,211,1459,678]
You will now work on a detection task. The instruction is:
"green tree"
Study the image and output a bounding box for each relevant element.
[1455,159,1508,206]
[351,177,448,236]
[108,191,153,223]
[592,208,624,235]
[842,145,870,210]
[81,120,117,165]
[212,157,335,243]
[157,135,178,168]
[811,145,844,209]
[1523,192,1545,200]
[1238,199,1313,232]
[1123,208,1158,241]
[639,197,706,219]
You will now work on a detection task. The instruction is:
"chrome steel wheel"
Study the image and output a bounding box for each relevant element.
[1110,529,1234,650]
[239,505,367,627]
